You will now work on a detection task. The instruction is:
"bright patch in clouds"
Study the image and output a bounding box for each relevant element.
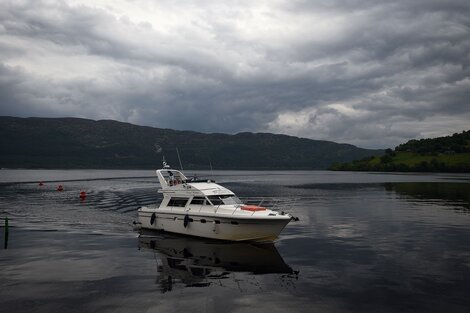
[1,0,469,148]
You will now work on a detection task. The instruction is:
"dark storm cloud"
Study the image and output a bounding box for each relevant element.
[0,0,469,148]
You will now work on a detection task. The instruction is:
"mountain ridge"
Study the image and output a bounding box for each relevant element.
[0,116,382,170]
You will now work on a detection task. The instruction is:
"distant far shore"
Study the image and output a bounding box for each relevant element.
[329,151,470,173]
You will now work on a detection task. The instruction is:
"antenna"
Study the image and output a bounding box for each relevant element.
[162,156,170,169]
[209,157,214,180]
[176,147,184,172]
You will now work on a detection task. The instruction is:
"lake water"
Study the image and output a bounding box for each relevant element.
[1,170,470,312]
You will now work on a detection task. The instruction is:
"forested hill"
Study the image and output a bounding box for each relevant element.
[329,130,470,172]
[395,130,470,154]
[0,116,381,170]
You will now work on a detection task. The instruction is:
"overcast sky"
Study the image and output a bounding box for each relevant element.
[0,0,469,148]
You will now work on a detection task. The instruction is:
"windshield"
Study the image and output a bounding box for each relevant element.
[207,195,242,206]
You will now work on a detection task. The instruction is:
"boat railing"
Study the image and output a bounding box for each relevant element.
[240,197,274,208]
[212,197,296,216]
[239,196,299,214]
[270,199,281,210]
[231,204,242,215]
[215,204,221,214]
[213,203,243,215]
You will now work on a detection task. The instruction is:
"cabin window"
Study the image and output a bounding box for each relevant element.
[207,195,242,206]
[207,196,223,206]
[220,194,242,205]
[167,197,189,207]
[190,197,206,205]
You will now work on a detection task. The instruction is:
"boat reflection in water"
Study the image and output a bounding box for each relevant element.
[138,230,297,293]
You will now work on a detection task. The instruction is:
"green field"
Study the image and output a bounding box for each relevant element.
[399,152,469,165]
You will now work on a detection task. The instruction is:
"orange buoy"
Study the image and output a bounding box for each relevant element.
[79,191,87,200]
[57,185,64,192]
[39,181,44,186]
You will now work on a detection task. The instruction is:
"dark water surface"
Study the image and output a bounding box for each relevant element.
[1,170,470,312]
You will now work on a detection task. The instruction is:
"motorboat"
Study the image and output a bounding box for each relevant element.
[137,162,294,241]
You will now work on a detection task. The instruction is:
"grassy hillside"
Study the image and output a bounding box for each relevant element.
[0,116,381,170]
[329,130,470,172]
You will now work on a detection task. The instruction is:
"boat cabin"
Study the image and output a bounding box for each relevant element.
[156,169,243,211]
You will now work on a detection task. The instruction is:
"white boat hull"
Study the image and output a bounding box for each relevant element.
[138,209,291,242]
